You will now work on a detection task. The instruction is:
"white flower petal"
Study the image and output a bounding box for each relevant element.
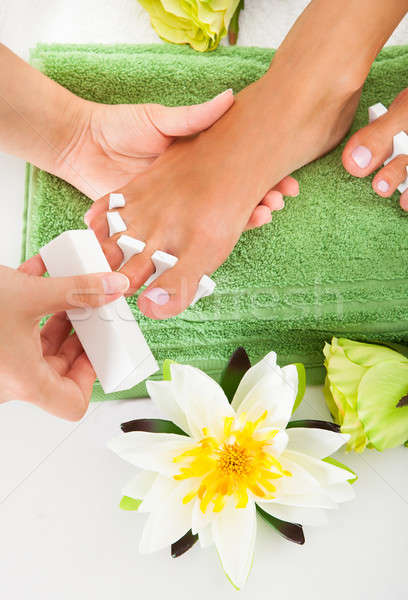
[281,364,299,393]
[170,364,234,441]
[235,371,296,429]
[108,431,195,476]
[272,455,320,496]
[139,480,194,553]
[324,482,356,503]
[284,450,353,486]
[286,428,349,459]
[198,525,213,548]
[122,470,157,500]
[212,500,257,590]
[263,429,288,457]
[264,492,338,509]
[231,351,278,411]
[138,475,178,514]
[257,501,329,526]
[146,380,191,435]
[192,498,216,534]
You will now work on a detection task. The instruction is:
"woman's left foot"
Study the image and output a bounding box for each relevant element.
[343,88,408,210]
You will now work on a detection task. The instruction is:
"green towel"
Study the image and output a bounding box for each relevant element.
[22,43,408,400]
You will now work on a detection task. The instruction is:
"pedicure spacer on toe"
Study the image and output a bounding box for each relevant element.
[144,250,178,287]
[109,193,126,210]
[117,234,145,267]
[107,211,127,237]
[368,103,408,193]
[190,275,216,306]
[39,230,158,394]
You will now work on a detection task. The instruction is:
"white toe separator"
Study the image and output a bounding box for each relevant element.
[117,235,145,265]
[144,250,178,287]
[107,212,127,236]
[368,102,408,193]
[39,230,158,394]
[109,193,126,209]
[142,249,216,306]
[191,275,216,306]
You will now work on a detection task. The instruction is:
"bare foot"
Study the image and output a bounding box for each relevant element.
[342,89,408,210]
[88,68,360,320]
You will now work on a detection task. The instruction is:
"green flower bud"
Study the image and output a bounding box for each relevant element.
[138,0,239,52]
[324,338,408,452]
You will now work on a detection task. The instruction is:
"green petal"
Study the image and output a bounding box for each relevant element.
[121,418,187,436]
[171,530,198,557]
[323,457,358,484]
[286,419,340,433]
[256,506,305,545]
[292,363,306,413]
[341,406,368,452]
[340,338,406,367]
[323,376,340,423]
[358,361,408,450]
[163,359,176,381]
[325,344,366,409]
[219,346,251,403]
[120,496,142,511]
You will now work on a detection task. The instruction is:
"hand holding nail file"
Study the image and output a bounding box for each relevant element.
[40,230,158,394]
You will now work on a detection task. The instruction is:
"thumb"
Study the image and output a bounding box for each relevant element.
[28,271,130,317]
[145,88,234,138]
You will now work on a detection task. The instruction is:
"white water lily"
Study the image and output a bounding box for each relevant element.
[109,352,355,589]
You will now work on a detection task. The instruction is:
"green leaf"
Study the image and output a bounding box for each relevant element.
[219,347,251,403]
[287,419,340,433]
[323,457,358,484]
[292,363,306,413]
[256,505,305,545]
[121,418,187,436]
[171,529,198,558]
[120,496,142,511]
[163,359,176,381]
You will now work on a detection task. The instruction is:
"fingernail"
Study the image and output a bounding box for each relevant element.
[84,209,92,227]
[351,145,372,169]
[102,272,130,294]
[144,287,170,305]
[377,179,389,193]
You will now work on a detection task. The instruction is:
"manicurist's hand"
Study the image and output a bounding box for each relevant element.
[0,255,129,420]
[0,43,297,227]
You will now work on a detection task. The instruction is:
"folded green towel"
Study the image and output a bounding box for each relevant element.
[22,43,408,400]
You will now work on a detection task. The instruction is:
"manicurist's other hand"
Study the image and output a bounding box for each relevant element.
[0,255,129,420]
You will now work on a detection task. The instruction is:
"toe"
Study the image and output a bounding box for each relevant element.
[119,245,156,296]
[84,196,109,227]
[138,257,208,319]
[273,176,299,197]
[100,238,125,270]
[400,189,408,211]
[343,92,408,178]
[89,212,109,244]
[262,190,285,211]
[245,205,272,231]
[372,154,408,197]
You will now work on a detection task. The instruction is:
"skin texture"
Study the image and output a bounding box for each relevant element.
[0,255,129,420]
[342,88,408,211]
[88,0,408,320]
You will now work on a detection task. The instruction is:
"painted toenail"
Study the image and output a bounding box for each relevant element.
[377,180,389,193]
[351,145,372,169]
[144,287,170,305]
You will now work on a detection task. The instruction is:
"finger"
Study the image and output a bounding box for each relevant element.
[40,312,72,356]
[144,89,234,137]
[28,271,130,317]
[44,333,84,376]
[18,254,46,276]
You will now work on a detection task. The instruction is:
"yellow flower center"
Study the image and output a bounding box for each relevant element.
[173,412,291,513]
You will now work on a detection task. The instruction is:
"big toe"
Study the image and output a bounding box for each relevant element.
[343,91,408,178]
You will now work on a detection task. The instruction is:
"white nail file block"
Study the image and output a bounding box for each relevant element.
[191,275,216,306]
[39,230,158,394]
[107,212,127,237]
[368,102,408,193]
[117,235,146,265]
[144,250,178,287]
[109,193,126,209]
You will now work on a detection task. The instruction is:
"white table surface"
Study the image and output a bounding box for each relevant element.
[0,2,407,599]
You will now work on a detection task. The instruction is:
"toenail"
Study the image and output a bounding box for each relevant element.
[377,180,389,193]
[352,145,372,169]
[143,287,170,305]
[84,209,92,227]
